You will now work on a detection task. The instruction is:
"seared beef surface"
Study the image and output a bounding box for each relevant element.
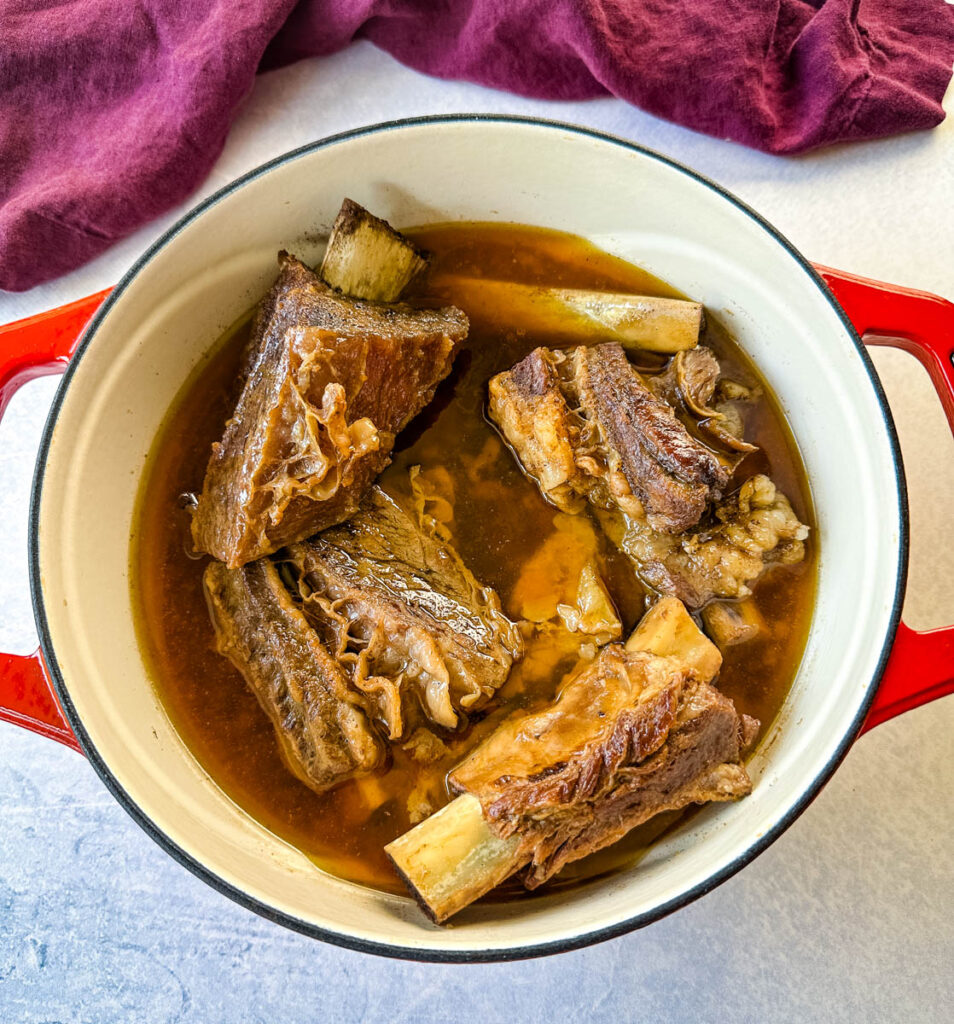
[192,253,468,568]
[203,558,384,793]
[571,344,729,531]
[287,487,523,739]
[451,642,756,888]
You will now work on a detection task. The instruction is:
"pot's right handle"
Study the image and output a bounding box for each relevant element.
[817,266,954,732]
[0,289,111,752]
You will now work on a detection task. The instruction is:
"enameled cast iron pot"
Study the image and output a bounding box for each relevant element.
[1,117,953,962]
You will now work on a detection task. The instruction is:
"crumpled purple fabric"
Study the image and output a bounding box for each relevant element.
[2,0,953,291]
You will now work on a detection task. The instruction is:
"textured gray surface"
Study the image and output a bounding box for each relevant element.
[1,44,953,1023]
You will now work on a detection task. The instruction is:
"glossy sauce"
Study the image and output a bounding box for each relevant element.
[132,224,816,896]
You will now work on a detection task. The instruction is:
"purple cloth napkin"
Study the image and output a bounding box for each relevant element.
[2,0,953,292]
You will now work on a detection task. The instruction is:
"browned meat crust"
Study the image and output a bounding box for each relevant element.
[192,253,468,568]
[488,343,729,534]
[518,678,753,887]
[286,487,523,738]
[450,642,755,888]
[571,344,729,532]
[203,558,385,794]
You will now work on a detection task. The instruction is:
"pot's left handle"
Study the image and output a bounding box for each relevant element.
[0,288,112,751]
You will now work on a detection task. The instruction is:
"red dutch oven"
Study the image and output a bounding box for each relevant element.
[0,118,952,961]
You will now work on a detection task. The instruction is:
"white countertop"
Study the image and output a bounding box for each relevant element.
[1,43,952,1023]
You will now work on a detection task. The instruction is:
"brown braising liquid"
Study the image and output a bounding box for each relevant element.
[131,224,816,897]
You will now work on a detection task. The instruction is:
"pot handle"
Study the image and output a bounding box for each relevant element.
[0,289,111,752]
[817,266,954,732]
[3,271,952,744]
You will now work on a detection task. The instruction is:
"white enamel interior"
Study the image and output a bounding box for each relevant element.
[34,119,903,958]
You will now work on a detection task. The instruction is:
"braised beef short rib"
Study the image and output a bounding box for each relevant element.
[386,599,759,922]
[489,342,808,607]
[192,253,468,568]
[489,342,729,533]
[286,486,523,739]
[204,481,521,789]
[450,643,757,888]
[204,557,385,793]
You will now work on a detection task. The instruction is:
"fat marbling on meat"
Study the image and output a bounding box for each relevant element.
[617,474,808,607]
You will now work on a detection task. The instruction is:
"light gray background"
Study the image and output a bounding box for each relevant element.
[1,43,952,1024]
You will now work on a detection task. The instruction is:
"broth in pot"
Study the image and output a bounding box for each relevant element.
[132,221,815,903]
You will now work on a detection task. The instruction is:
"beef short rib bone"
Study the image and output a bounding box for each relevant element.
[203,558,385,794]
[192,251,468,567]
[385,792,521,924]
[431,276,703,353]
[488,342,729,533]
[385,598,757,923]
[319,198,429,302]
[286,486,523,739]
